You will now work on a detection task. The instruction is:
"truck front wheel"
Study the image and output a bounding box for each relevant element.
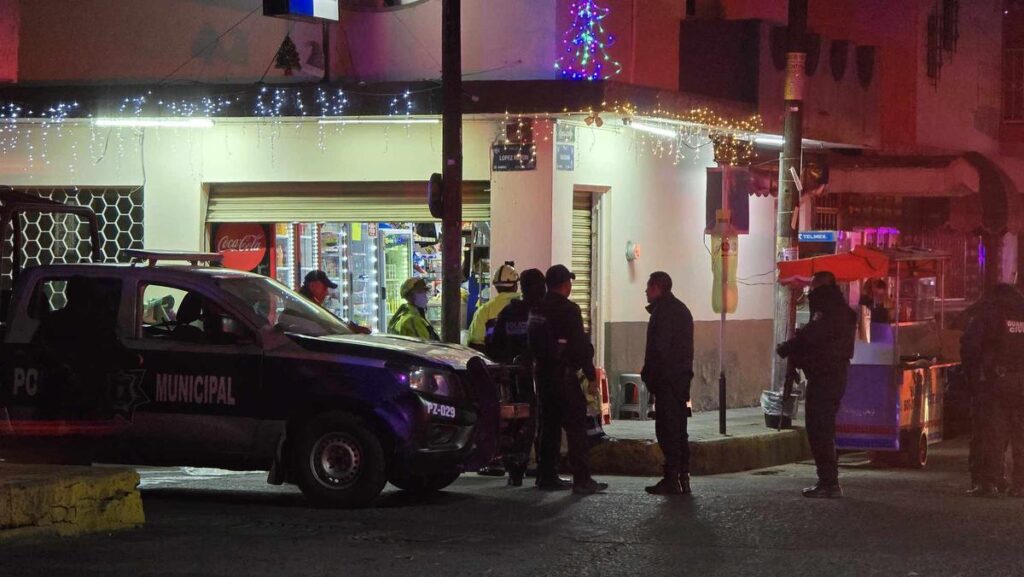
[292,412,387,508]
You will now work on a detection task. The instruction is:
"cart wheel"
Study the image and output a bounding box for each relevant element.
[903,429,928,469]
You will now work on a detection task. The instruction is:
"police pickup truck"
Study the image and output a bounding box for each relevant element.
[0,192,527,508]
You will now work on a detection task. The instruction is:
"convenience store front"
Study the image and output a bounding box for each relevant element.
[206,181,491,334]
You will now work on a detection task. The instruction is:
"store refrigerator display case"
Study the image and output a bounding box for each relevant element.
[274,223,295,288]
[381,227,414,330]
[346,223,381,332]
[319,223,347,320]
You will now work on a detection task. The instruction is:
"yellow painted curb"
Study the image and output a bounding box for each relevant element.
[589,428,812,477]
[0,465,144,541]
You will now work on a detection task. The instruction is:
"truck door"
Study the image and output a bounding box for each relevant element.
[2,274,129,436]
[122,281,263,463]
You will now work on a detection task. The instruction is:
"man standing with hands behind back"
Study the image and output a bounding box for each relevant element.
[641,272,695,495]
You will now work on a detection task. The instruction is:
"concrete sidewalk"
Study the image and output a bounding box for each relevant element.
[589,406,811,477]
[0,464,144,541]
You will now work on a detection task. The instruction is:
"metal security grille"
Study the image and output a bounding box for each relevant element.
[571,191,594,333]
[3,187,144,304]
[207,181,491,223]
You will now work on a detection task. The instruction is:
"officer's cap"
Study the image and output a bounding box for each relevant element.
[545,264,576,288]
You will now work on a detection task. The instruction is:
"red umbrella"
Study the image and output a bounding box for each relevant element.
[778,246,890,287]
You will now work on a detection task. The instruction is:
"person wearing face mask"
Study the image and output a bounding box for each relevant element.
[388,277,440,341]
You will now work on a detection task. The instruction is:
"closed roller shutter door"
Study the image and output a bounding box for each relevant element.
[207,181,490,223]
[571,191,594,334]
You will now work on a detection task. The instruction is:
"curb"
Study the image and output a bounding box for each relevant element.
[0,464,145,541]
[588,428,812,477]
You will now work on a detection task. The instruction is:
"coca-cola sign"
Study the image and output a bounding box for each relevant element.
[214,222,267,271]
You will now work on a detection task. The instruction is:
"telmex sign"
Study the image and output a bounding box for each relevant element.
[264,0,339,22]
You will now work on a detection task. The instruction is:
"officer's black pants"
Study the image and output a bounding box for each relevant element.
[536,370,592,484]
[979,393,1024,488]
[650,378,691,478]
[968,394,1001,485]
[805,384,845,486]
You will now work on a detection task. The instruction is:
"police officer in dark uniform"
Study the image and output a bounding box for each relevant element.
[488,268,546,363]
[777,271,857,499]
[528,264,607,495]
[485,268,545,486]
[961,283,1024,497]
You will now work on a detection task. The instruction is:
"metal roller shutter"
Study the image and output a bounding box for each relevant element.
[571,191,594,334]
[207,181,490,223]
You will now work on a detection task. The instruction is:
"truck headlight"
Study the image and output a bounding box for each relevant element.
[405,367,459,398]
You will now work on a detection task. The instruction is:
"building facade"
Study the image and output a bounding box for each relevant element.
[0,0,1017,410]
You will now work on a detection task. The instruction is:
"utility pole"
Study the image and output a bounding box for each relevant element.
[440,0,463,343]
[770,0,807,395]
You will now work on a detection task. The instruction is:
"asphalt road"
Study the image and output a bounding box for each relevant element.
[4,438,1023,577]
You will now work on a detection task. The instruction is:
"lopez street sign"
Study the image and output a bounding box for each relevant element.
[492,143,537,171]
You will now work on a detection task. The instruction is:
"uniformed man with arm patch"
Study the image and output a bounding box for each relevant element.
[961,283,1024,497]
[528,265,607,496]
[485,268,546,485]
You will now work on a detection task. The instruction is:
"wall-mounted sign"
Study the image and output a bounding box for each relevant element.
[264,0,339,22]
[492,143,537,171]
[215,222,268,272]
[556,123,576,144]
[798,230,838,243]
[556,144,575,171]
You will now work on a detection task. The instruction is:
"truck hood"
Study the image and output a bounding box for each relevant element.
[290,333,490,370]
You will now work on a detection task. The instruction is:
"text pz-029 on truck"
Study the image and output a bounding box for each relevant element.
[0,191,525,508]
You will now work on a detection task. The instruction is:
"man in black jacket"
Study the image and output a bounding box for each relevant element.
[961,283,1024,497]
[641,272,695,495]
[528,264,607,496]
[483,268,545,484]
[777,271,857,498]
[488,268,546,363]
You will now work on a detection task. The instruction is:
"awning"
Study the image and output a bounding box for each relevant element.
[825,152,1023,235]
[827,155,977,198]
[778,246,954,287]
[778,246,889,287]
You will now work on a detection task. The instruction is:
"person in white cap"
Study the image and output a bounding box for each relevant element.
[467,261,520,353]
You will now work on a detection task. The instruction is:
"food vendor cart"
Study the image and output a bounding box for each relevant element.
[778,246,959,468]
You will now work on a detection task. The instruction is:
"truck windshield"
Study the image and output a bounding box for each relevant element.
[216,277,353,337]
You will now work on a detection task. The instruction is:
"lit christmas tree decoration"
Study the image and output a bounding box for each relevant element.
[554,0,622,81]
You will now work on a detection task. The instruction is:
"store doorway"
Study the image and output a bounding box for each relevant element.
[571,186,607,366]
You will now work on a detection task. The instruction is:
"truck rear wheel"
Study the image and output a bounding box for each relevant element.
[902,429,928,469]
[388,469,462,494]
[292,412,387,508]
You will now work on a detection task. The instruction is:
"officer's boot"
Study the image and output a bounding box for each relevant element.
[967,483,999,497]
[802,483,844,498]
[645,467,683,495]
[679,473,692,495]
